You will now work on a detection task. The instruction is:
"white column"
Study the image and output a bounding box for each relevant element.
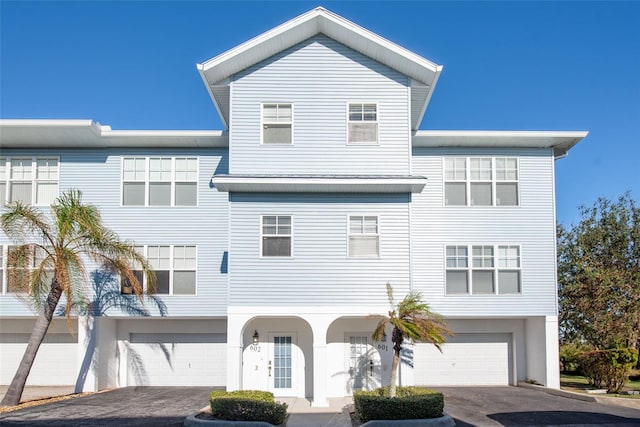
[75,314,97,393]
[308,316,331,407]
[226,313,249,391]
[545,315,560,389]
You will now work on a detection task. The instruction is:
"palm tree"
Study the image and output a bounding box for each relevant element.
[372,283,452,397]
[1,189,154,406]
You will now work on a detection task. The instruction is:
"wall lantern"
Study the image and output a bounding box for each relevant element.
[252,330,260,344]
[382,330,387,341]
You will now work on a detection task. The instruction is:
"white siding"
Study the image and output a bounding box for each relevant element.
[411,148,558,316]
[230,35,411,175]
[228,193,410,306]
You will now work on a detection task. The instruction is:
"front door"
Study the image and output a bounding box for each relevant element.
[268,333,297,396]
[349,335,370,391]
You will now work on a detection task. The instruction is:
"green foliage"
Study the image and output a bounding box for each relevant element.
[558,193,639,350]
[579,347,639,393]
[372,283,451,397]
[209,390,288,425]
[354,386,444,422]
[560,342,592,374]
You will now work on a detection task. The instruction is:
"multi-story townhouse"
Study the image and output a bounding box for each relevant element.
[0,8,587,406]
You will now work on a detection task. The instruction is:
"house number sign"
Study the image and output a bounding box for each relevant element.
[249,344,261,352]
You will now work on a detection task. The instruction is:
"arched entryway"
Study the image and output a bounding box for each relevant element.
[240,316,313,398]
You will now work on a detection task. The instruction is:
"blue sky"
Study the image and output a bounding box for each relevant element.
[1,1,638,225]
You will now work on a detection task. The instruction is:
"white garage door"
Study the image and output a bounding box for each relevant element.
[1,333,78,385]
[128,333,226,386]
[414,333,511,386]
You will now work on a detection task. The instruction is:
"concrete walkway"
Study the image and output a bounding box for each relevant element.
[277,397,352,427]
[0,385,76,403]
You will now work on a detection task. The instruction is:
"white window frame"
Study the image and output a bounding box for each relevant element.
[348,214,380,258]
[444,244,522,295]
[347,102,379,145]
[443,157,520,207]
[120,244,198,296]
[260,215,293,258]
[2,244,52,294]
[0,157,60,206]
[261,103,293,145]
[121,156,199,207]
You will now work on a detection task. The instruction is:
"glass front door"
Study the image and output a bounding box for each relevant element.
[349,336,369,391]
[268,333,296,396]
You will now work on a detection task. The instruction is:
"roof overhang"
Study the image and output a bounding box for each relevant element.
[212,175,427,193]
[197,7,442,130]
[0,119,228,148]
[412,130,589,158]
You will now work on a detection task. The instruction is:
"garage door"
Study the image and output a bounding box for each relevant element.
[1,333,78,385]
[413,333,511,386]
[127,333,226,386]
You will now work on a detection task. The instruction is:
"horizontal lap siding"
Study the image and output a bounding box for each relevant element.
[410,148,557,316]
[0,148,230,317]
[229,193,410,306]
[230,35,410,175]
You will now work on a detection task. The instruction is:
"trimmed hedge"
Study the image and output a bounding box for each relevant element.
[209,390,288,425]
[354,386,444,422]
[579,347,639,393]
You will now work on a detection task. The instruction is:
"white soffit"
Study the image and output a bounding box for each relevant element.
[212,175,428,194]
[197,7,442,129]
[0,120,228,148]
[412,130,589,158]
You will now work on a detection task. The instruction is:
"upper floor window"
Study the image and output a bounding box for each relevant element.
[122,157,198,207]
[348,103,378,144]
[2,245,51,294]
[0,157,59,206]
[120,244,196,295]
[444,157,519,206]
[262,104,292,144]
[445,244,521,295]
[261,215,292,257]
[349,215,379,257]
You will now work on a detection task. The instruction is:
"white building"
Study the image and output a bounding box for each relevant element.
[0,7,587,406]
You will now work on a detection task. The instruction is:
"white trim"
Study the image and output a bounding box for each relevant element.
[347,214,380,259]
[213,176,427,194]
[346,101,379,145]
[0,156,59,207]
[260,214,293,259]
[260,103,294,145]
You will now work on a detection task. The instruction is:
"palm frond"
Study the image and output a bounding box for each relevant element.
[1,202,54,245]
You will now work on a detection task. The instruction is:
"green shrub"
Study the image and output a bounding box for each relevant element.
[579,347,639,393]
[209,390,288,425]
[560,342,591,374]
[354,386,444,422]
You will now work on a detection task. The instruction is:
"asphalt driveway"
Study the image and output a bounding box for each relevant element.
[1,386,639,426]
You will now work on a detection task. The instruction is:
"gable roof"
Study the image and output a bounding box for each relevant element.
[197,7,442,131]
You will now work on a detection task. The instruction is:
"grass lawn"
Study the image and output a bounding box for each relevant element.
[561,371,640,398]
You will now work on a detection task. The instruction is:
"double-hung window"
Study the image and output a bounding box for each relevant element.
[445,244,521,294]
[121,245,196,295]
[444,157,519,206]
[348,103,378,144]
[349,215,379,258]
[0,157,59,206]
[5,245,51,294]
[122,157,198,206]
[262,104,292,144]
[261,215,292,257]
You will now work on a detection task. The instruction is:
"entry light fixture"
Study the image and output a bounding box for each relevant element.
[382,330,387,341]
[253,330,259,344]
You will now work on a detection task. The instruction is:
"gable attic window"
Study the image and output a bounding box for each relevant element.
[262,104,292,144]
[348,103,378,144]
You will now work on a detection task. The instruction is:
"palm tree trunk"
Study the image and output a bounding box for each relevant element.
[1,279,62,407]
[390,348,400,398]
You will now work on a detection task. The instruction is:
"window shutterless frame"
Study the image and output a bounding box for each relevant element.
[260,215,293,258]
[347,214,380,258]
[260,103,294,145]
[0,157,60,206]
[121,156,199,207]
[444,244,522,295]
[443,157,520,207]
[346,102,379,145]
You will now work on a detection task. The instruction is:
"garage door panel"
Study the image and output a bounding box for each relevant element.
[128,333,226,386]
[414,333,511,386]
[1,333,78,385]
